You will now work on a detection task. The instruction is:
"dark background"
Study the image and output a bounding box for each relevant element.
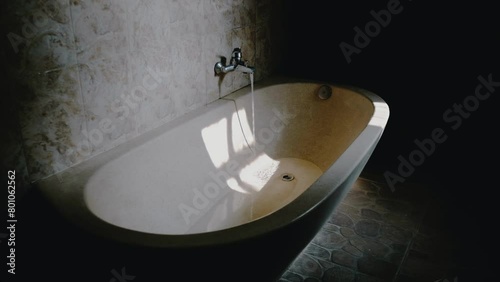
[281,0,499,279]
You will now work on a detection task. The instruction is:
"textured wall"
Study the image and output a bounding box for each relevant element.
[2,0,283,183]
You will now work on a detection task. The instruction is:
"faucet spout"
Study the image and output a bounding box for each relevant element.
[234,64,255,74]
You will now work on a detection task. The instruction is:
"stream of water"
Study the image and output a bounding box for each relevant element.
[250,73,255,140]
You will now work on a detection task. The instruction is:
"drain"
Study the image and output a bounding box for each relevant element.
[281,173,295,182]
[317,84,332,100]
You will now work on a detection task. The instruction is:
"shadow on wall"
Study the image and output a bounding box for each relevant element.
[0,3,31,197]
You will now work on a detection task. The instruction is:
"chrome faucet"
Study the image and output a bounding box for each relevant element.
[214,48,255,75]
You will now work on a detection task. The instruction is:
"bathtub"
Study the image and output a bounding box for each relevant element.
[35,76,389,281]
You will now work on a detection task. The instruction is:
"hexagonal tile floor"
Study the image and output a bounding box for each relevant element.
[279,173,459,282]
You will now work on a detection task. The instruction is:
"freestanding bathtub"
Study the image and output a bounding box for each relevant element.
[35,76,389,281]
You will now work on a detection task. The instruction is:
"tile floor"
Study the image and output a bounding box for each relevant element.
[279,172,460,282]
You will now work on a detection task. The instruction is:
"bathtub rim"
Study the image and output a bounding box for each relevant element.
[33,76,390,248]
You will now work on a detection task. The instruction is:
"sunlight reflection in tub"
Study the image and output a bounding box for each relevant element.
[199,107,323,223]
[238,154,280,192]
[201,117,229,169]
[201,109,279,195]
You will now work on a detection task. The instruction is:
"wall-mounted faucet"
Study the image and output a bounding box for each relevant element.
[214,48,255,75]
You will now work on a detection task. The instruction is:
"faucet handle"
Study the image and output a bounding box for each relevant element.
[231,47,242,65]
